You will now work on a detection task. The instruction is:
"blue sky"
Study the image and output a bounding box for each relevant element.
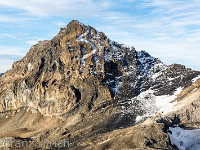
[0,0,200,73]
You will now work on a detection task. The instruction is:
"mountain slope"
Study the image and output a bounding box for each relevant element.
[0,20,199,149]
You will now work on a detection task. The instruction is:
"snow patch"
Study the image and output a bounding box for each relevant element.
[78,34,96,50]
[124,87,183,123]
[109,39,124,61]
[168,126,200,150]
[98,139,110,145]
[155,87,182,115]
[136,51,165,78]
[83,49,97,59]
[106,76,122,97]
[104,48,111,62]
[28,63,33,71]
[136,116,143,123]
[192,75,200,82]
[174,90,199,110]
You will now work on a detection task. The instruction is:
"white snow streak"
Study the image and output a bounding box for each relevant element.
[192,75,200,82]
[83,49,96,59]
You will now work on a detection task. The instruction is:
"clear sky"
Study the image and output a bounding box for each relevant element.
[0,0,200,73]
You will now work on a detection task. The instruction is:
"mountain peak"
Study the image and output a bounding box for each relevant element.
[67,20,84,26]
[56,20,92,41]
[68,19,80,24]
[0,20,200,150]
[66,20,85,29]
[0,20,200,124]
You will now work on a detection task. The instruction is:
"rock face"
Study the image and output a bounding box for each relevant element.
[0,20,200,149]
[156,78,200,127]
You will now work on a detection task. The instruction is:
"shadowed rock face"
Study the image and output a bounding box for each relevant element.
[0,20,199,149]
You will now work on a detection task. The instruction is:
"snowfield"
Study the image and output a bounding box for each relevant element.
[123,87,183,123]
[168,125,200,150]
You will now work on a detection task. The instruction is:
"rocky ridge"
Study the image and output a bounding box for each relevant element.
[0,20,200,149]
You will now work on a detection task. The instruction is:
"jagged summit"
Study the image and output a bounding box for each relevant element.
[66,20,87,30]
[67,19,81,25]
[58,20,88,37]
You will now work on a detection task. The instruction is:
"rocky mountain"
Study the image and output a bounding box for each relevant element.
[0,20,199,150]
